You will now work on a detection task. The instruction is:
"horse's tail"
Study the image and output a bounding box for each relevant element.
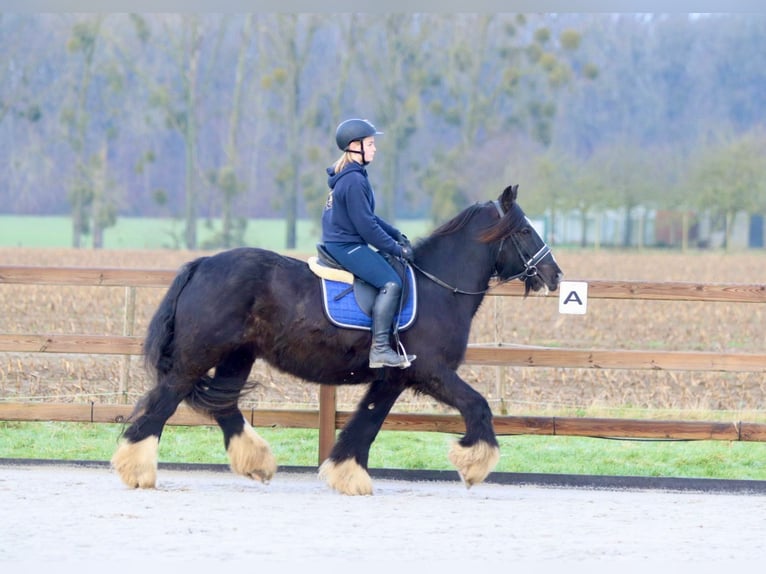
[143,257,205,378]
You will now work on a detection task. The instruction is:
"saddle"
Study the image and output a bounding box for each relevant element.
[307,244,417,331]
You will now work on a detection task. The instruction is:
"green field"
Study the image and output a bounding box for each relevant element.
[0,215,431,251]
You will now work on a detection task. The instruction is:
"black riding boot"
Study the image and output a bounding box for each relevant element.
[369,282,416,369]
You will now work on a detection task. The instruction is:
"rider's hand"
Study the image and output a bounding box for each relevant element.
[400,245,415,263]
[397,233,412,250]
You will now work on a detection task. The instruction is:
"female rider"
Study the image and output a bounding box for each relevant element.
[320,118,415,369]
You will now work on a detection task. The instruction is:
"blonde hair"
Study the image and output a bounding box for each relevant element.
[332,151,358,175]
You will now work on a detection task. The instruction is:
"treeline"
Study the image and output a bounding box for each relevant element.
[1,13,764,249]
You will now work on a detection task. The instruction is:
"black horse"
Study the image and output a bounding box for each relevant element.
[112,184,562,495]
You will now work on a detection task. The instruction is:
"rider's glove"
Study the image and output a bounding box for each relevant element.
[397,232,412,251]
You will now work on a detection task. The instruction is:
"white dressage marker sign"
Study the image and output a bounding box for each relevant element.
[559,281,588,315]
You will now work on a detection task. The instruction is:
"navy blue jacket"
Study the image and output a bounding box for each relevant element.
[321,162,403,257]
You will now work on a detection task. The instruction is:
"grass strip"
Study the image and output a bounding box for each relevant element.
[2,421,765,480]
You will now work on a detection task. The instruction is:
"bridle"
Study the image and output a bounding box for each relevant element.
[495,200,552,283]
[408,200,551,295]
[505,241,551,282]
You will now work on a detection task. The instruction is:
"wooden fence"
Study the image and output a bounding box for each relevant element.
[2,264,766,463]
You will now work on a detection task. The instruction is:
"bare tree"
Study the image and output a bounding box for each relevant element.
[422,14,584,222]
[60,14,128,249]
[205,14,255,249]
[258,14,322,249]
[120,14,205,249]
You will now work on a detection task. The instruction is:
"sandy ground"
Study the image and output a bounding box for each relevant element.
[1,461,765,566]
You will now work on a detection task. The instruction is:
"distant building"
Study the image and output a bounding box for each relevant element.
[544,208,763,249]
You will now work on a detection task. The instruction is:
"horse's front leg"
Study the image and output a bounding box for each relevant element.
[421,368,500,488]
[319,378,404,495]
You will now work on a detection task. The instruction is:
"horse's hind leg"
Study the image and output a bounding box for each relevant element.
[319,379,404,495]
[201,347,277,484]
[111,379,185,488]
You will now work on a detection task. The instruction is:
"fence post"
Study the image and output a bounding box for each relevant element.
[118,286,137,404]
[493,295,505,413]
[318,385,337,465]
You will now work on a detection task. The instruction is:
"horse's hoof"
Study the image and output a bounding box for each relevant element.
[111,437,159,489]
[227,421,277,484]
[448,441,500,488]
[318,458,373,495]
[246,470,273,484]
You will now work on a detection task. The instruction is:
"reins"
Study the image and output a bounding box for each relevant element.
[409,261,493,295]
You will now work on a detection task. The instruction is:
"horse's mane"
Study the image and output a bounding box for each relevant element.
[431,203,482,237]
[427,201,525,245]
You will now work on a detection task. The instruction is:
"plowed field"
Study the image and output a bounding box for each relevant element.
[1,247,764,418]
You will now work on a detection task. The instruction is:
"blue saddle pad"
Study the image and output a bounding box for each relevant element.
[320,266,417,331]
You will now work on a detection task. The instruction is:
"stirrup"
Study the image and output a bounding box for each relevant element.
[395,339,416,368]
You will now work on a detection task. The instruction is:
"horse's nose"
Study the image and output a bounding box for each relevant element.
[549,271,564,291]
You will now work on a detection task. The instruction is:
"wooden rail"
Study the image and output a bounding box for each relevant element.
[0,265,176,287]
[2,402,765,442]
[1,334,765,373]
[2,264,766,463]
[490,279,766,303]
[3,265,766,302]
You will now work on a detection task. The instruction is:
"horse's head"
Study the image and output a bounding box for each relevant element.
[481,184,563,296]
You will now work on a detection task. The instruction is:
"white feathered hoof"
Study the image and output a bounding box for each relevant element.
[227,421,277,484]
[111,436,159,489]
[448,441,500,488]
[318,458,373,495]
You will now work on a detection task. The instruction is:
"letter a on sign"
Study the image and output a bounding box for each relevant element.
[558,281,588,315]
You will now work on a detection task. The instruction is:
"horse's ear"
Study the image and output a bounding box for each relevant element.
[500,184,519,211]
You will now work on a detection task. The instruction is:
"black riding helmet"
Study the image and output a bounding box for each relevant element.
[335,118,383,164]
